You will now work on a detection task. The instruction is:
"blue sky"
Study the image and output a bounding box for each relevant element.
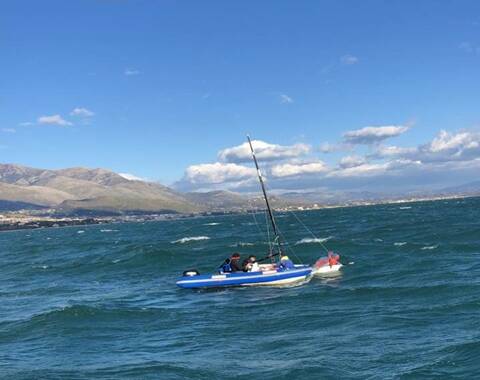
[1,1,480,192]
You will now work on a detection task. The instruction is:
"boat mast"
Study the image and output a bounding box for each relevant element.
[247,135,282,258]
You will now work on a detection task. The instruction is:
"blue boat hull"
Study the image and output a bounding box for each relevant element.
[176,265,312,289]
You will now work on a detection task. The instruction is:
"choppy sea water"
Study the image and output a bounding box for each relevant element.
[1,197,480,379]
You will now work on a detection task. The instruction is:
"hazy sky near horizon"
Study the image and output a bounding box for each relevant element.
[2,1,480,193]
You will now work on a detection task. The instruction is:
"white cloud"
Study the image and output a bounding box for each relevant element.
[373,130,480,163]
[1,128,16,133]
[219,140,310,163]
[19,122,33,127]
[175,129,480,193]
[339,155,367,168]
[343,125,409,144]
[340,54,359,65]
[124,68,140,76]
[271,161,328,178]
[429,130,478,152]
[279,94,294,104]
[184,162,256,185]
[70,107,94,117]
[37,114,73,127]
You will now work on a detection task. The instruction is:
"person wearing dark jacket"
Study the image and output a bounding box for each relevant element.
[230,252,242,272]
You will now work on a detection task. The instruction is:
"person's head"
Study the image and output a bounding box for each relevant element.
[248,255,256,263]
[280,255,289,261]
[231,252,240,260]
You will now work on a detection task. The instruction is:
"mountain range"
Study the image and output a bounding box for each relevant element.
[1,163,479,214]
[0,164,199,214]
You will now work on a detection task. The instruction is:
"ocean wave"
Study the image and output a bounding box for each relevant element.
[421,244,438,250]
[77,230,85,234]
[295,237,332,245]
[399,206,412,210]
[203,222,220,226]
[100,229,118,232]
[394,242,407,246]
[171,236,210,244]
[32,265,49,269]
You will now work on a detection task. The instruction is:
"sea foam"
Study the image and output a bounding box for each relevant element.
[421,245,438,250]
[171,236,210,244]
[295,237,332,245]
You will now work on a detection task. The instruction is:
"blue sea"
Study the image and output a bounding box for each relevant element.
[1,197,480,379]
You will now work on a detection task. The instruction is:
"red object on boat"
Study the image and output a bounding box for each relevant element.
[315,252,340,268]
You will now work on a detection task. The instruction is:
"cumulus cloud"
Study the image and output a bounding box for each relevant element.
[218,140,310,163]
[271,161,328,178]
[340,54,359,65]
[70,107,94,117]
[279,94,294,104]
[37,114,73,127]
[184,162,256,185]
[175,128,480,193]
[373,130,480,163]
[343,125,409,145]
[428,129,479,153]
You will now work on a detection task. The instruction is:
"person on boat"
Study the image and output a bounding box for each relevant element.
[219,258,232,273]
[279,255,294,270]
[242,255,257,272]
[328,251,339,268]
[229,252,242,272]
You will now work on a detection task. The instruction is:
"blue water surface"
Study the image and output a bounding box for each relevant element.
[1,197,480,379]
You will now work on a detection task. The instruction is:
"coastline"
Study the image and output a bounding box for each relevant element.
[1,193,477,233]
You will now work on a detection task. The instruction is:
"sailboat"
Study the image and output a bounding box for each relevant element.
[176,136,340,289]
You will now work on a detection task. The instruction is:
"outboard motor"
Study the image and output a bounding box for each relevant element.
[182,269,200,277]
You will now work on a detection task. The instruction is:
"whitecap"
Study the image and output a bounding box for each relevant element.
[394,242,407,246]
[171,236,210,244]
[77,230,85,234]
[399,206,412,210]
[203,222,220,226]
[101,229,118,232]
[421,245,438,250]
[374,238,383,242]
[295,237,332,245]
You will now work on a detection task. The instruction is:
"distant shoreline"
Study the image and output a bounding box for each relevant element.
[1,194,478,232]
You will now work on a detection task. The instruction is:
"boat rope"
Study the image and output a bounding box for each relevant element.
[276,225,304,264]
[250,207,266,242]
[289,209,330,253]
